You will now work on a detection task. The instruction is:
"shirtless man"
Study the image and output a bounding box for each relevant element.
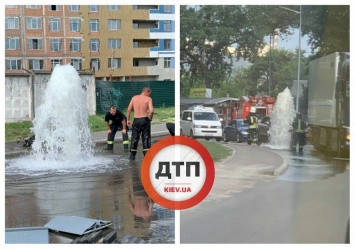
[126,87,154,160]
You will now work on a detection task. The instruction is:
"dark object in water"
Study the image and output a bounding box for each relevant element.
[18,135,35,147]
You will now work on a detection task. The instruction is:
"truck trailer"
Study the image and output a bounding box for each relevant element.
[308,52,350,157]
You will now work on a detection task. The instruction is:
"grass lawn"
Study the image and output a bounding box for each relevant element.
[5,107,175,142]
[199,140,233,162]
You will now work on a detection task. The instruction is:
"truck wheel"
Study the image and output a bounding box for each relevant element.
[216,137,222,142]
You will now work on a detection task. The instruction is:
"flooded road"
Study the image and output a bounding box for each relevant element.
[5,143,175,244]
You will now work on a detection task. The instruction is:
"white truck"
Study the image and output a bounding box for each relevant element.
[307,52,350,157]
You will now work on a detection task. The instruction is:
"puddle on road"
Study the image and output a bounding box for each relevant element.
[5,147,175,244]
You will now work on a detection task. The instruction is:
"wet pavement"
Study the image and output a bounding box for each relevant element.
[180,143,349,243]
[5,125,175,244]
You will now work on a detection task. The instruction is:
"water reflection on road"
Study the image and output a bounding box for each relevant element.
[5,145,175,244]
[273,145,349,182]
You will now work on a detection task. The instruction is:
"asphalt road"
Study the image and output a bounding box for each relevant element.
[180,144,349,244]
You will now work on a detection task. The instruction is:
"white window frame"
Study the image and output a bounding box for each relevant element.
[89,19,99,32]
[107,5,119,10]
[51,59,62,70]
[164,39,171,50]
[49,18,61,32]
[70,18,81,32]
[70,38,81,52]
[50,38,62,52]
[89,5,99,12]
[108,19,120,30]
[108,39,121,49]
[28,38,43,50]
[5,38,20,50]
[6,59,21,70]
[26,5,40,9]
[69,5,80,11]
[164,5,172,13]
[90,39,100,52]
[29,59,44,70]
[71,59,82,70]
[90,58,100,71]
[27,17,42,29]
[108,58,121,69]
[48,5,60,11]
[164,58,171,68]
[164,20,171,32]
[5,17,19,29]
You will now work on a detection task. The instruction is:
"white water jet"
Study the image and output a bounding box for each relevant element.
[266,87,296,150]
[30,64,95,160]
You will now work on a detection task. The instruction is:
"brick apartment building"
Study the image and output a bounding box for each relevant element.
[5,5,175,81]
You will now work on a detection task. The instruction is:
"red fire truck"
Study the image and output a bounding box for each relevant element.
[237,95,275,119]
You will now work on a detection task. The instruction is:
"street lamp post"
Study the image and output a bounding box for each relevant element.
[280,6,302,113]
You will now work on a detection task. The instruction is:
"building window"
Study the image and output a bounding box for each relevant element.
[90,59,100,71]
[164,58,171,68]
[71,59,82,70]
[107,5,119,10]
[108,39,121,49]
[5,38,20,50]
[70,39,81,52]
[49,18,61,32]
[164,21,171,32]
[89,19,99,32]
[108,19,120,30]
[69,5,80,11]
[89,5,99,12]
[50,39,62,52]
[133,41,139,48]
[26,5,40,9]
[6,59,21,70]
[29,59,44,70]
[133,23,139,29]
[164,39,171,50]
[133,59,139,67]
[70,18,81,32]
[51,59,62,70]
[90,39,100,52]
[132,5,138,10]
[164,5,172,13]
[5,17,19,29]
[6,5,19,8]
[27,17,42,29]
[49,5,60,11]
[28,38,43,50]
[108,58,121,69]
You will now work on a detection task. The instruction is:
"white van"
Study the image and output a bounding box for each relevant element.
[180,106,223,141]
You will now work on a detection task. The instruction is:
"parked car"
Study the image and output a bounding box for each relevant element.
[258,116,270,143]
[180,106,223,141]
[222,119,249,142]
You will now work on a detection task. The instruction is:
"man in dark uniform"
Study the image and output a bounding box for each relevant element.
[104,105,129,151]
[291,113,306,151]
[244,107,259,145]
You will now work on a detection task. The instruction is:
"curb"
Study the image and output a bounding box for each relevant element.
[273,160,288,176]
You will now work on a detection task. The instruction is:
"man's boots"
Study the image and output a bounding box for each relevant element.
[104,143,113,150]
[124,144,129,152]
[129,152,136,160]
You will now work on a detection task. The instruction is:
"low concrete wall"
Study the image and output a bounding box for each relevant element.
[5,71,96,123]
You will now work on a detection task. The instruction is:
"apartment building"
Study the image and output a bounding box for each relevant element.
[5,5,175,81]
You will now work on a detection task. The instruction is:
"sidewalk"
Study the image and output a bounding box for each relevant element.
[5,124,169,157]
